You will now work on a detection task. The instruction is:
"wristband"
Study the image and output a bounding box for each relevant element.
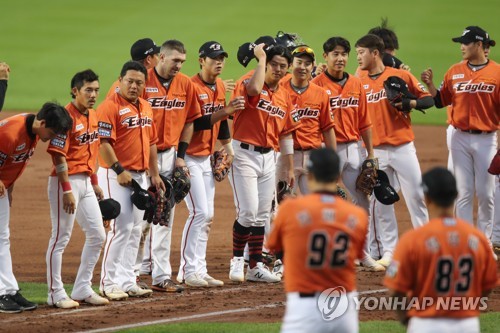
[55,163,68,173]
[90,173,98,185]
[110,161,125,175]
[223,141,234,156]
[61,181,72,194]
[279,138,294,155]
[177,141,189,160]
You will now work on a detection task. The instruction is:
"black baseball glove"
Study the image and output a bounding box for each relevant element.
[383,76,425,113]
[276,180,293,204]
[172,166,191,204]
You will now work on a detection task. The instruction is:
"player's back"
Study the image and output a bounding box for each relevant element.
[275,193,368,293]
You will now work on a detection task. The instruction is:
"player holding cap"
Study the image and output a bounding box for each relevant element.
[176,41,244,287]
[384,167,497,332]
[46,69,108,309]
[0,102,72,313]
[267,148,368,332]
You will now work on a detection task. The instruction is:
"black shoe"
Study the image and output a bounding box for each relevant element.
[0,295,23,313]
[11,292,37,311]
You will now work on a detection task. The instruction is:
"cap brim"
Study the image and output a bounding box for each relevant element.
[488,40,496,47]
[153,45,161,54]
[293,51,315,61]
[207,50,228,58]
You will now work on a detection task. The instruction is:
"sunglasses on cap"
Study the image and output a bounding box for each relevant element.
[292,46,315,56]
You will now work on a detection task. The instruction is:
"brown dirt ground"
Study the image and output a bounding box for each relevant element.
[0,117,498,332]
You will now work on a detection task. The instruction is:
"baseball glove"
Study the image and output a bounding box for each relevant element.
[488,149,500,175]
[172,166,191,204]
[143,186,167,225]
[383,76,425,113]
[211,148,230,182]
[276,180,293,204]
[336,185,347,200]
[356,158,379,196]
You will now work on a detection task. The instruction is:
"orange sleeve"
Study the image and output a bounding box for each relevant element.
[357,81,372,133]
[266,201,288,252]
[149,120,158,146]
[280,95,301,136]
[383,232,415,293]
[439,68,454,107]
[404,71,431,99]
[97,101,116,145]
[46,131,70,158]
[185,80,202,123]
[318,89,335,132]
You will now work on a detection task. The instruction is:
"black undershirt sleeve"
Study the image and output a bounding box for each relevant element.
[217,120,230,140]
[193,114,213,131]
[415,96,435,110]
[0,80,8,111]
[432,90,444,108]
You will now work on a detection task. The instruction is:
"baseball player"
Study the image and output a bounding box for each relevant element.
[142,40,202,293]
[107,38,161,98]
[355,34,434,266]
[312,37,385,272]
[0,103,72,313]
[46,69,108,309]
[228,44,299,283]
[490,152,500,254]
[368,18,410,71]
[267,148,368,333]
[384,167,498,333]
[420,27,498,244]
[0,62,10,111]
[176,41,244,287]
[278,45,336,195]
[97,61,163,300]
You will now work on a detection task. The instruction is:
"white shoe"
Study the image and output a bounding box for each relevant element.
[272,259,284,278]
[376,256,392,268]
[203,274,224,287]
[360,257,386,272]
[185,274,209,287]
[75,292,109,306]
[127,284,153,297]
[52,297,79,309]
[100,286,128,301]
[229,257,245,282]
[246,262,281,283]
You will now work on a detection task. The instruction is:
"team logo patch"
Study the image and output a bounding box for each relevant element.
[15,143,26,151]
[119,108,131,116]
[49,138,66,149]
[199,93,209,100]
[121,115,153,128]
[261,90,268,96]
[99,128,111,137]
[98,121,112,130]
[418,83,427,92]
[202,103,224,115]
[454,80,495,93]
[363,84,369,89]
[75,123,84,131]
[326,90,332,95]
[148,97,187,110]
[145,87,159,93]
[296,107,320,119]
[329,96,359,109]
[291,110,300,122]
[76,130,99,145]
[452,74,465,80]
[11,148,35,163]
[256,99,285,118]
[321,208,335,223]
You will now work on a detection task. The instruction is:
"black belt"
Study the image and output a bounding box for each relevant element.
[455,127,495,135]
[240,143,272,154]
[128,169,146,173]
[298,292,317,298]
[158,147,172,153]
[294,147,313,152]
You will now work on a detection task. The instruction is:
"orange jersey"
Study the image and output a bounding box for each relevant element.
[0,114,38,189]
[384,217,498,319]
[106,80,120,98]
[232,78,300,149]
[96,93,158,171]
[439,60,500,132]
[267,192,368,293]
[47,103,100,176]
[312,72,371,143]
[229,70,254,100]
[358,67,431,146]
[143,69,202,150]
[280,77,334,149]
[187,74,226,156]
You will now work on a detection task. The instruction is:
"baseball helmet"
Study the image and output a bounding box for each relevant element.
[373,170,400,205]
[99,198,121,220]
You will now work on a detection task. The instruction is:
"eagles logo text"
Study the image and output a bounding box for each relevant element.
[296,107,320,119]
[121,116,153,128]
[148,97,186,110]
[202,103,224,115]
[76,131,99,145]
[329,96,359,109]
[366,89,387,103]
[256,99,285,118]
[11,148,35,164]
[454,81,495,93]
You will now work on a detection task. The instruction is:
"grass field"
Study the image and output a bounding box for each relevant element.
[1,0,499,124]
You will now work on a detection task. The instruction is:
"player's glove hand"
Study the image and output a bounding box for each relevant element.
[383,76,424,114]
[356,158,379,196]
[211,148,231,182]
[276,180,293,204]
[172,166,191,204]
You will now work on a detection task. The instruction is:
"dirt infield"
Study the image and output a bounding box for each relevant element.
[2,124,499,332]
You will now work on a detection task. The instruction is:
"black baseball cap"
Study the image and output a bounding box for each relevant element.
[452,26,496,47]
[422,167,458,207]
[130,38,161,61]
[255,35,277,47]
[99,198,121,220]
[306,148,340,182]
[198,41,228,59]
[374,170,400,205]
[237,42,256,67]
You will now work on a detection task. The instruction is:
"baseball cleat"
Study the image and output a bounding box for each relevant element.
[184,274,209,287]
[152,279,184,293]
[376,257,392,268]
[246,262,281,283]
[10,292,37,311]
[127,284,153,297]
[75,292,109,306]
[100,286,129,301]
[229,257,245,282]
[360,257,386,272]
[136,276,150,290]
[0,295,23,313]
[203,274,224,287]
[272,259,284,278]
[52,298,80,309]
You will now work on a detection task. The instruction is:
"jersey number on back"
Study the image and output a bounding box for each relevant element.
[307,231,349,268]
[435,255,473,294]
